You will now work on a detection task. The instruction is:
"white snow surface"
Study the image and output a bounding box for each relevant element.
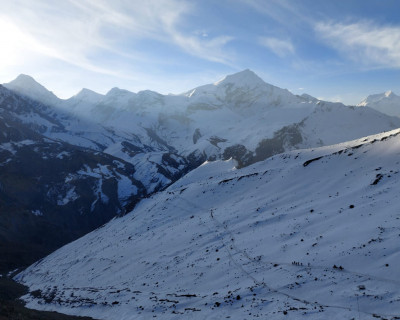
[56,187,79,206]
[358,91,400,117]
[15,129,400,320]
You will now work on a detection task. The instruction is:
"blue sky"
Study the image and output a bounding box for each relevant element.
[0,0,399,104]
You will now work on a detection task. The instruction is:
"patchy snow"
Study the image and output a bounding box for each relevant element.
[15,129,400,320]
[0,143,16,155]
[77,164,113,179]
[0,140,36,155]
[91,179,109,211]
[56,151,70,159]
[57,187,79,206]
[116,173,138,202]
[132,153,172,194]
[17,112,57,131]
[31,210,43,217]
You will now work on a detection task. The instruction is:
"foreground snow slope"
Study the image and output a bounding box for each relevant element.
[16,129,400,319]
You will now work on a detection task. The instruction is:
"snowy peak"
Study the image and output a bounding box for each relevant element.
[214,69,266,88]
[9,74,41,88]
[358,90,399,106]
[384,90,394,97]
[71,88,104,104]
[357,90,400,117]
[183,69,299,112]
[4,74,59,105]
[299,93,319,103]
[106,87,133,96]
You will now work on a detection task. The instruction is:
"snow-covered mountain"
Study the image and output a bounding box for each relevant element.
[5,70,400,169]
[0,83,193,194]
[4,74,60,107]
[0,85,152,272]
[16,129,400,319]
[0,82,205,272]
[3,70,400,274]
[358,90,400,117]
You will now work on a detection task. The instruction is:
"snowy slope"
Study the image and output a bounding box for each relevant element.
[358,91,400,117]
[16,129,400,320]
[298,101,400,147]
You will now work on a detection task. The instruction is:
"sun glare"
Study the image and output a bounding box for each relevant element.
[0,19,27,68]
[0,18,50,72]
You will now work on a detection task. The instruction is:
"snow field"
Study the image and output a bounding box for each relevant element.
[16,129,400,319]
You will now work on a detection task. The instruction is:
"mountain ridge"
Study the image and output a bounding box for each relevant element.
[358,90,400,117]
[4,71,400,169]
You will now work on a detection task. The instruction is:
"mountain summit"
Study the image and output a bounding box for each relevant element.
[214,69,266,87]
[4,74,59,106]
[357,90,400,117]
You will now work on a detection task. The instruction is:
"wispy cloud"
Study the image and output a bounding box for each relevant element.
[240,0,314,31]
[259,37,294,57]
[315,21,400,68]
[0,0,234,77]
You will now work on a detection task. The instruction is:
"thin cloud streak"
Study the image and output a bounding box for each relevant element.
[0,0,234,78]
[259,37,295,57]
[315,21,400,69]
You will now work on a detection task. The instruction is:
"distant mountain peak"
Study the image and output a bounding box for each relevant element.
[75,88,103,98]
[106,87,133,96]
[385,90,394,97]
[357,90,400,117]
[358,90,398,106]
[14,73,37,83]
[300,93,319,102]
[4,74,59,105]
[8,74,47,91]
[71,88,104,104]
[214,69,266,87]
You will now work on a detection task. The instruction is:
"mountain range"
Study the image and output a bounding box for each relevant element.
[1,70,400,318]
[4,70,400,170]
